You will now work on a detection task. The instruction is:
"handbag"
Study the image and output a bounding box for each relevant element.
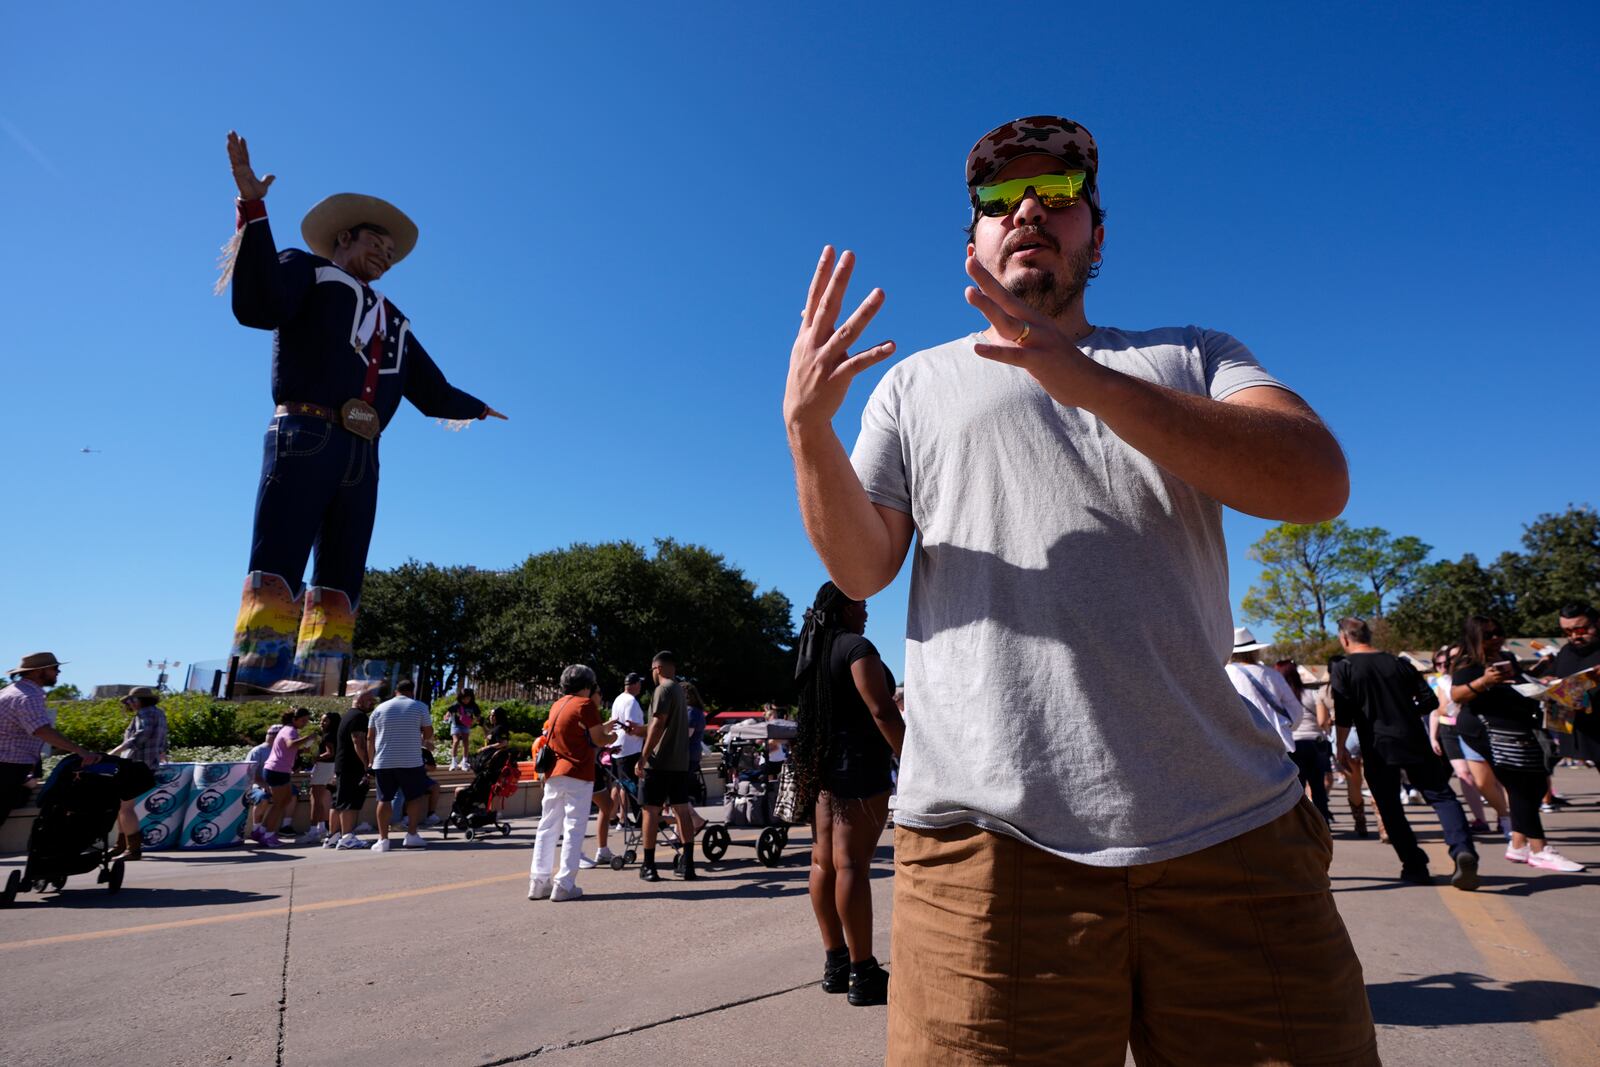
[533,699,580,777]
[772,760,807,824]
[533,736,559,776]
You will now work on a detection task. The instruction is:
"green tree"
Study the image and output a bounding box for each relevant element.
[1387,554,1515,649]
[1507,504,1600,632]
[1241,521,1359,642]
[353,561,500,698]
[45,683,82,702]
[1335,527,1431,618]
[366,540,797,708]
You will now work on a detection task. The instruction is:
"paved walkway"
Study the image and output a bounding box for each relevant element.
[2,769,1598,1066]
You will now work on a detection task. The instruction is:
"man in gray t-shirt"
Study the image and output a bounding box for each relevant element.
[783,116,1376,1064]
[367,679,434,852]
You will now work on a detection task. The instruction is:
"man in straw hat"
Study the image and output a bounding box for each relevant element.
[218,132,508,694]
[784,116,1376,1062]
[1,653,106,827]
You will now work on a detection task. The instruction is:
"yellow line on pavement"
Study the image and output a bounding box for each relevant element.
[1426,844,1600,1067]
[0,871,525,952]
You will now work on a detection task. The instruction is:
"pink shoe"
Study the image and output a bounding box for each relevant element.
[1505,844,1530,863]
[1527,848,1583,873]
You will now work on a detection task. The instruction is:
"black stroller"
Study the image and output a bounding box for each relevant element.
[2,754,154,907]
[439,746,514,840]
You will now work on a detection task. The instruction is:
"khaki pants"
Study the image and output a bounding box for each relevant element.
[887,799,1379,1066]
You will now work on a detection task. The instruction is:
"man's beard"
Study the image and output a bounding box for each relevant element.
[1003,236,1095,319]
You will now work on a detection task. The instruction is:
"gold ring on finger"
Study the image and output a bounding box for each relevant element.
[1015,324,1031,345]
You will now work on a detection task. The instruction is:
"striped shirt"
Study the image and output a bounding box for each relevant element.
[0,680,52,764]
[369,697,430,769]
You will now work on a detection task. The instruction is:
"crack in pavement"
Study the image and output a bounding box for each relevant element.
[275,870,295,1067]
[475,977,821,1063]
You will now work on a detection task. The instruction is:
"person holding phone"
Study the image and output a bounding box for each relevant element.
[1451,615,1583,872]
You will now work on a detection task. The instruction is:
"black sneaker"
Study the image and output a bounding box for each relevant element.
[822,958,850,994]
[1399,864,1433,886]
[679,862,699,881]
[638,864,661,883]
[1450,851,1480,892]
[847,961,889,1007]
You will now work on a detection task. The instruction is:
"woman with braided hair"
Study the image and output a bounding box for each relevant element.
[793,581,905,1007]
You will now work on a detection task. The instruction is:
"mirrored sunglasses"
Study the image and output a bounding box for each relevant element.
[973,171,1087,217]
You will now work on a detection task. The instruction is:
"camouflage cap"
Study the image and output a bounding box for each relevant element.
[966,116,1100,210]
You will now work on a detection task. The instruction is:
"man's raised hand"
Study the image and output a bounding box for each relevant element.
[226,130,276,201]
[783,246,895,434]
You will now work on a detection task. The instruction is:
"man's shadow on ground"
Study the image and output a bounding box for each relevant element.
[1367,971,1600,1027]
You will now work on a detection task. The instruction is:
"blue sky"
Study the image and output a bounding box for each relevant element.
[3,2,1596,692]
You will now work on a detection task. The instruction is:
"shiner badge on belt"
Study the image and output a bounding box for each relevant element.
[339,398,380,439]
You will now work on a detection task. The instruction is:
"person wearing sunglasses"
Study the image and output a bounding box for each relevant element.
[1529,601,1600,779]
[1451,615,1584,872]
[783,116,1368,1064]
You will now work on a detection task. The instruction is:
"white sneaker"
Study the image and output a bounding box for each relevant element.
[595,847,615,864]
[402,833,426,849]
[322,832,341,849]
[371,839,394,853]
[422,813,442,827]
[1505,844,1531,863]
[550,883,584,902]
[1528,847,1584,873]
[578,853,597,869]
[303,827,325,845]
[336,835,366,850]
[528,879,552,900]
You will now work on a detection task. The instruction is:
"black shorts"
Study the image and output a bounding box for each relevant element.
[615,753,640,781]
[821,738,894,800]
[263,769,293,788]
[374,766,430,803]
[640,768,693,806]
[1437,722,1466,762]
[332,770,369,811]
[594,759,614,791]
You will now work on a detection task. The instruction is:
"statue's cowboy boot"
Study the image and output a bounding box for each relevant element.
[291,586,355,696]
[230,572,299,694]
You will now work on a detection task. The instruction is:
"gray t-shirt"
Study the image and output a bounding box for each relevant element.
[369,696,430,770]
[646,679,690,773]
[850,326,1303,866]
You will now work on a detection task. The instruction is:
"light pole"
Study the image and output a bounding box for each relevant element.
[147,659,182,692]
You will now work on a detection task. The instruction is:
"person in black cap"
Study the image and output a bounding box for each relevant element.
[607,671,649,824]
[217,132,509,695]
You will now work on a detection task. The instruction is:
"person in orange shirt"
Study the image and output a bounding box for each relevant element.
[528,665,617,901]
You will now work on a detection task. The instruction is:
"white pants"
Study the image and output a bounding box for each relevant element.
[530,775,593,892]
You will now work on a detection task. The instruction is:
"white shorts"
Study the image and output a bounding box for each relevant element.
[309,762,337,787]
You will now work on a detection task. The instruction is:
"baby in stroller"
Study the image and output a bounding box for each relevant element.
[441,714,518,839]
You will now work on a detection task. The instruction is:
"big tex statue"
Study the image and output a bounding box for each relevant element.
[217,131,507,693]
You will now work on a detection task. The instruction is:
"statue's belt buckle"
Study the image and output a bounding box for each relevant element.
[339,399,380,440]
